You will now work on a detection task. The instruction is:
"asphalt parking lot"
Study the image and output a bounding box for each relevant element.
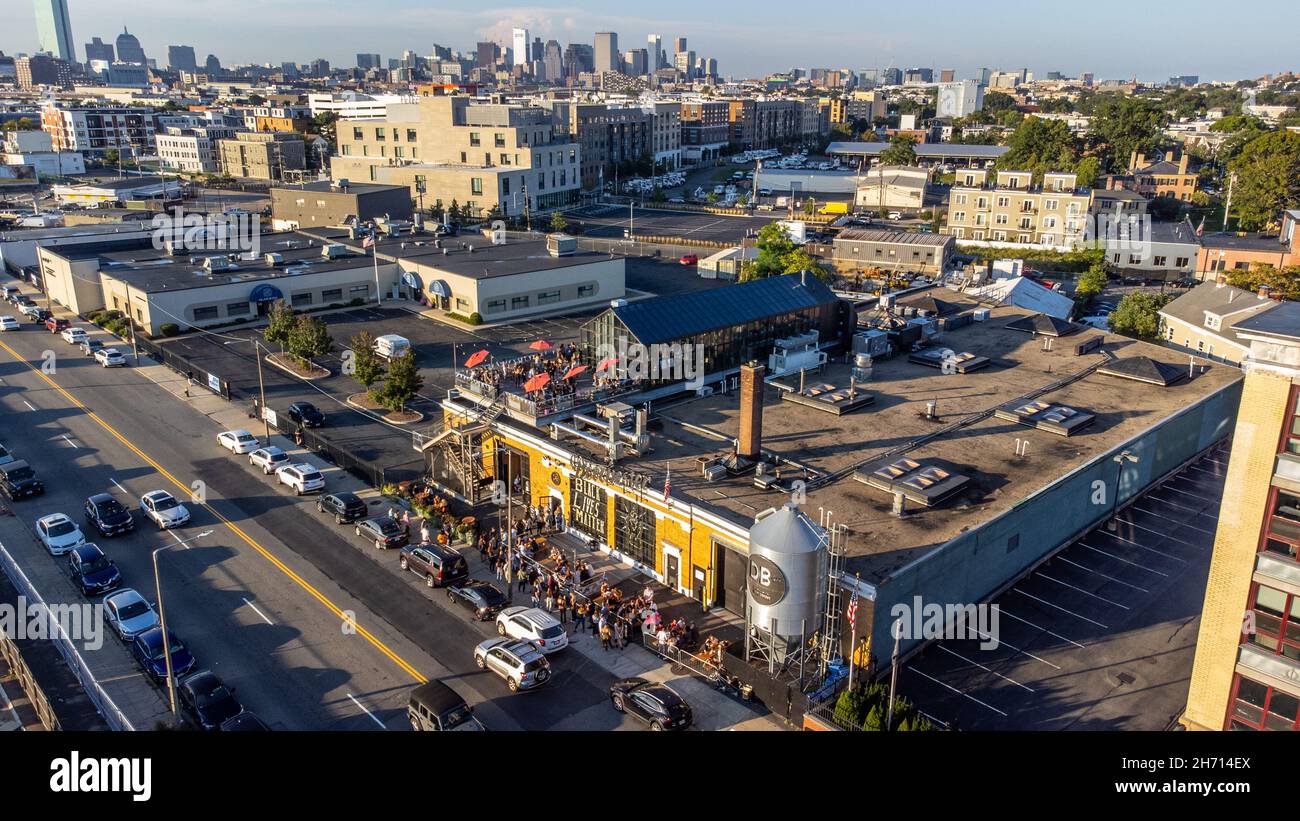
[573,206,777,244]
[897,439,1229,730]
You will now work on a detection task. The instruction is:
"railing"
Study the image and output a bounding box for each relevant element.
[0,539,134,731]
[0,626,60,731]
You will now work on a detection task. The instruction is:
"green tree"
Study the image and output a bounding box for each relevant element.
[374,351,423,412]
[1226,263,1300,301]
[740,222,829,283]
[862,704,884,732]
[1074,156,1101,189]
[982,91,1017,112]
[1088,96,1168,172]
[448,199,461,224]
[833,686,869,728]
[1108,292,1173,340]
[1075,262,1109,301]
[263,300,296,349]
[3,117,37,131]
[1228,131,1300,231]
[287,314,333,368]
[347,330,386,392]
[549,211,568,233]
[996,117,1080,181]
[879,134,917,166]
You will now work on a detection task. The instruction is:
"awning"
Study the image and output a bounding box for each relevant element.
[401,270,422,289]
[249,284,283,303]
[428,279,450,298]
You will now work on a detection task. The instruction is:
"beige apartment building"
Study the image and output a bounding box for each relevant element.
[217,131,306,181]
[945,169,1093,248]
[332,96,581,218]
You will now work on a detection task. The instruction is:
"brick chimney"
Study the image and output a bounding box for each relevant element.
[1177,153,1189,175]
[738,361,765,461]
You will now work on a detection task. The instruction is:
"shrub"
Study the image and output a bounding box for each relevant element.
[349,297,365,307]
[467,312,483,326]
[159,323,180,337]
[833,686,869,728]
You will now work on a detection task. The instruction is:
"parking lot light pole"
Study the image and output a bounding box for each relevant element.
[1109,450,1140,527]
[152,529,214,717]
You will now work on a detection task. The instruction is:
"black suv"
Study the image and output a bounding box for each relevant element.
[0,460,44,500]
[316,491,368,524]
[84,493,135,537]
[399,543,469,587]
[286,401,325,427]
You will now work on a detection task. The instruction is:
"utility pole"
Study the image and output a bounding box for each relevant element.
[256,341,270,444]
[886,616,901,731]
[123,281,140,365]
[1222,172,1235,233]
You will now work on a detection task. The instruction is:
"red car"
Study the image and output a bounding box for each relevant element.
[44,316,69,333]
[679,254,699,265]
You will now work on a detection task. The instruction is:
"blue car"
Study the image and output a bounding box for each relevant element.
[67,543,122,596]
[131,627,195,684]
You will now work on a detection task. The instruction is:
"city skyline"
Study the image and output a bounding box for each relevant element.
[2,0,1296,82]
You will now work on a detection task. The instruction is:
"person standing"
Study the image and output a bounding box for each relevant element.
[573,599,588,634]
[599,618,612,651]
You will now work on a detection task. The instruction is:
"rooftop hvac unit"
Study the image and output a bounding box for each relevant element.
[547,233,577,257]
[973,308,991,322]
[202,256,230,273]
[263,252,284,266]
[321,243,346,259]
[610,298,628,309]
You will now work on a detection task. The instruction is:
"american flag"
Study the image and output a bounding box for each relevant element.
[663,464,671,501]
[846,590,858,624]
[1195,216,1205,237]
[362,232,375,249]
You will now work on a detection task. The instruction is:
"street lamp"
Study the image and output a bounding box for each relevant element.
[1109,450,1139,527]
[152,529,214,716]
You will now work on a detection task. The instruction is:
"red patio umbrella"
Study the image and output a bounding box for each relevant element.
[561,364,588,380]
[596,356,619,372]
[522,372,551,392]
[463,349,489,368]
[528,339,553,351]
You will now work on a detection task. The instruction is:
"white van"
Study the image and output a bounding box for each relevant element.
[374,334,411,360]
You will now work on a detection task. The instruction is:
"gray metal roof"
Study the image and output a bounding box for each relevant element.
[1159,282,1277,326]
[826,141,1009,159]
[1233,300,1300,342]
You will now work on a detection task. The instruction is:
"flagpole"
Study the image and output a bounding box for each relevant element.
[370,230,382,306]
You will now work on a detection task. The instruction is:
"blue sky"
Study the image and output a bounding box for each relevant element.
[5,0,1297,81]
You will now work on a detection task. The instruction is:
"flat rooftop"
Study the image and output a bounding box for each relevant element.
[835,228,952,246]
[537,289,1241,584]
[1200,231,1291,252]
[272,180,408,196]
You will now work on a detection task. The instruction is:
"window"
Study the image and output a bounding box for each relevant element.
[501,178,510,195]
[226,301,250,316]
[996,196,1009,208]
[455,298,471,311]
[406,129,417,142]
[291,292,313,307]
[460,151,467,164]
[954,194,966,205]
[1176,257,1190,268]
[193,306,219,321]
[349,285,369,298]
[352,127,362,140]
[538,290,561,305]
[511,296,530,310]
[1154,256,1167,267]
[952,211,966,222]
[577,284,596,298]
[471,177,483,195]
[484,299,506,313]
[374,128,384,141]
[995,214,1008,226]
[322,288,343,303]
[1248,584,1300,662]
[469,132,480,147]
[494,133,506,148]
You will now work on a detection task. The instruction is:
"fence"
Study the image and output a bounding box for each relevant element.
[0,539,134,731]
[0,626,60,730]
[134,335,233,399]
[251,398,424,487]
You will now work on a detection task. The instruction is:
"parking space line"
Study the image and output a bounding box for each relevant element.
[242,597,274,625]
[906,666,1008,716]
[1099,526,1191,558]
[1158,483,1219,503]
[935,645,1035,692]
[1143,494,1218,519]
[22,400,36,411]
[1054,556,1150,592]
[60,434,77,448]
[347,693,386,729]
[1130,506,1216,535]
[1078,543,1169,576]
[1033,573,1130,609]
[968,628,1062,670]
[1011,588,1108,629]
[998,608,1087,648]
[110,478,130,496]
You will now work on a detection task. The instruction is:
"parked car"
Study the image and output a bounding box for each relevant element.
[36,512,85,555]
[60,326,87,345]
[140,489,191,530]
[220,712,270,731]
[1173,277,1198,289]
[24,307,51,323]
[407,680,484,731]
[609,677,693,730]
[275,463,324,495]
[94,347,127,367]
[286,401,325,427]
[398,542,468,587]
[131,627,196,684]
[218,429,259,455]
[495,606,568,653]
[0,443,12,466]
[473,637,551,692]
[44,316,69,333]
[83,492,135,537]
[178,670,243,731]
[446,580,509,620]
[67,542,122,596]
[103,588,159,641]
[356,516,408,550]
[679,254,699,265]
[248,446,288,475]
[0,460,44,500]
[315,491,367,524]
[1121,275,1146,286]
[80,338,104,356]
[887,211,903,221]
[0,315,19,331]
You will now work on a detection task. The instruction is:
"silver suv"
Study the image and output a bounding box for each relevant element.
[473,637,551,692]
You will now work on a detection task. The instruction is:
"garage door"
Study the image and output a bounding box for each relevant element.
[715,543,748,617]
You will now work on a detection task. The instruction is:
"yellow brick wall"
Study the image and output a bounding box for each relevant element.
[1182,373,1292,730]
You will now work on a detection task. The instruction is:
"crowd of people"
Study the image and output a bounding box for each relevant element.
[461,343,631,413]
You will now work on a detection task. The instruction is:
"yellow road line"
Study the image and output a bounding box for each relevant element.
[0,338,427,685]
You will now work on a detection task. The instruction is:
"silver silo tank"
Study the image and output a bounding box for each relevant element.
[746,503,828,660]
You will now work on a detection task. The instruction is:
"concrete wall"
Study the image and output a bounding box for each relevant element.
[403,256,624,322]
[0,226,154,271]
[36,248,104,314]
[866,378,1243,661]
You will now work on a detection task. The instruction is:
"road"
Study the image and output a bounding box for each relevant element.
[0,303,641,730]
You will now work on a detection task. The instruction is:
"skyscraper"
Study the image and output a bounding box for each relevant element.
[357,53,381,70]
[84,37,113,63]
[115,28,146,64]
[33,0,75,62]
[476,41,497,69]
[543,40,562,84]
[168,45,197,72]
[673,37,687,54]
[647,34,663,70]
[594,32,618,74]
[511,28,530,69]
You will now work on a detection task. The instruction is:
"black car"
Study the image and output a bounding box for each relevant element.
[80,338,105,356]
[67,543,122,596]
[286,401,325,427]
[178,670,243,731]
[316,491,367,523]
[221,712,270,731]
[0,460,44,500]
[446,580,509,620]
[84,493,135,537]
[609,678,693,731]
[355,516,409,550]
[28,308,52,323]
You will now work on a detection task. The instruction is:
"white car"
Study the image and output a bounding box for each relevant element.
[887,211,903,221]
[95,347,126,367]
[36,513,86,556]
[61,327,88,344]
[103,588,159,641]
[218,429,259,455]
[275,463,324,495]
[19,303,44,318]
[473,637,551,692]
[140,489,191,529]
[495,606,569,654]
[249,446,289,475]
[0,316,19,331]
